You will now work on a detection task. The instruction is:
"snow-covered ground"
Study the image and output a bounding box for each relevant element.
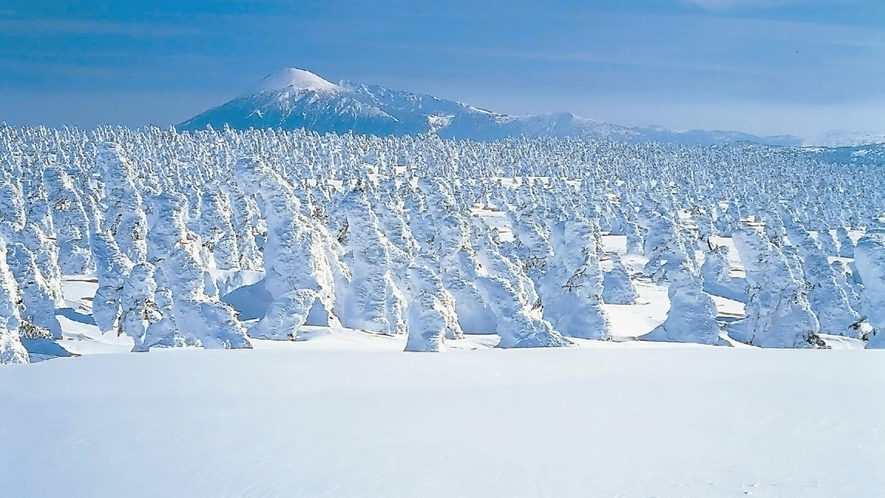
[3,251,880,497]
[3,345,883,498]
[3,126,885,497]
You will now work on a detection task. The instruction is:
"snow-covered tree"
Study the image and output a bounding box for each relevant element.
[144,192,251,350]
[0,239,29,364]
[6,242,63,339]
[836,227,855,258]
[831,260,863,316]
[602,254,638,305]
[198,188,240,270]
[474,276,570,348]
[403,265,462,352]
[223,183,264,271]
[120,263,160,351]
[96,143,148,264]
[235,157,339,339]
[638,207,695,283]
[802,249,862,337]
[90,227,133,334]
[538,220,610,340]
[785,219,862,337]
[728,226,825,348]
[641,275,724,345]
[816,228,839,256]
[336,187,407,335]
[853,230,885,349]
[43,167,92,274]
[699,243,743,303]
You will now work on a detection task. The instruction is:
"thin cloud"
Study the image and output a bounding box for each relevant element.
[682,0,793,10]
[0,18,202,37]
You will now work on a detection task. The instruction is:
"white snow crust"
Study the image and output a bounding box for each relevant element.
[245,68,341,95]
[1,346,882,498]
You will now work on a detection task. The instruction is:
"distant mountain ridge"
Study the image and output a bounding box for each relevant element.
[804,130,885,148]
[178,68,804,146]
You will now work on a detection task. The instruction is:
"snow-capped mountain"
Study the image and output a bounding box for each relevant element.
[178,68,801,146]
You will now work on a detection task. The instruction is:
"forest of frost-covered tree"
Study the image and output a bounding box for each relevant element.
[1,124,884,363]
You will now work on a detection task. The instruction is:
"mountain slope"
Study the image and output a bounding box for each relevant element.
[178,68,800,146]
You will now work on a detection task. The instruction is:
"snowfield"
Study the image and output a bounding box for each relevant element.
[2,125,885,496]
[1,261,881,497]
[3,346,883,498]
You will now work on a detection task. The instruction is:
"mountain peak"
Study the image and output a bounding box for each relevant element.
[180,68,804,146]
[245,68,340,96]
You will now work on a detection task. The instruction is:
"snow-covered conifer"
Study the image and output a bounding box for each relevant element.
[0,180,64,306]
[474,276,570,348]
[836,227,855,258]
[472,226,538,310]
[831,260,863,315]
[641,275,724,345]
[198,188,240,270]
[136,288,178,351]
[0,239,29,364]
[235,157,339,339]
[223,182,264,271]
[43,167,92,274]
[700,244,746,302]
[538,220,610,340]
[852,230,885,348]
[6,243,63,339]
[693,207,717,245]
[784,218,861,337]
[624,222,644,255]
[403,265,462,352]
[145,192,251,349]
[802,249,862,337]
[638,208,695,283]
[507,205,554,288]
[119,263,160,350]
[90,226,133,334]
[817,228,839,256]
[602,254,638,305]
[336,187,407,335]
[96,143,148,264]
[728,226,825,348]
[701,243,729,281]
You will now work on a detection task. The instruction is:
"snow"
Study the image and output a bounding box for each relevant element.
[2,347,883,498]
[16,274,874,498]
[245,68,341,95]
[4,123,885,496]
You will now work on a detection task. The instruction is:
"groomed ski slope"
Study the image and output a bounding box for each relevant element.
[2,346,883,498]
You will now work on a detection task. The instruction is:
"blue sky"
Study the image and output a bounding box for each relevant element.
[1,0,883,137]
